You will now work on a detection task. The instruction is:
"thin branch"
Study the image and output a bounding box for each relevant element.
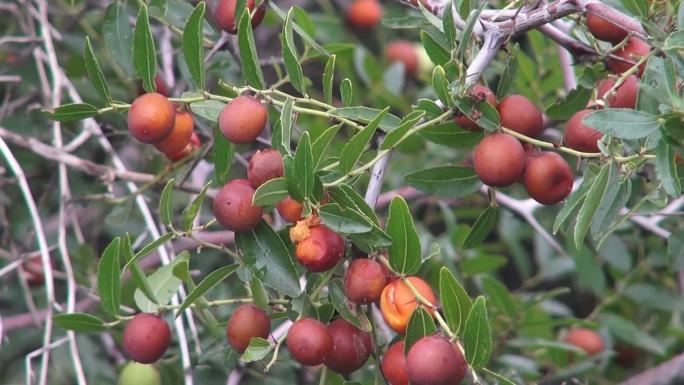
[0,138,54,385]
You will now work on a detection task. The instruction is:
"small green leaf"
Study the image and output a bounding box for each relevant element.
[544,86,592,120]
[405,166,481,198]
[463,296,492,369]
[583,110,661,140]
[327,184,379,225]
[250,277,270,310]
[124,232,175,271]
[103,3,134,76]
[381,111,425,150]
[134,252,188,312]
[432,66,452,107]
[278,97,294,154]
[323,55,336,105]
[176,264,240,317]
[328,280,372,332]
[340,78,353,107]
[133,4,157,92]
[496,44,519,99]
[386,196,421,275]
[442,1,457,50]
[480,276,517,319]
[319,203,374,234]
[282,9,306,95]
[180,183,210,231]
[420,31,450,67]
[456,5,484,61]
[192,99,224,122]
[293,132,316,200]
[553,169,596,234]
[329,107,401,132]
[253,178,289,206]
[268,2,329,56]
[53,313,106,332]
[50,103,99,122]
[462,207,498,249]
[235,221,301,297]
[120,234,158,305]
[241,337,273,362]
[182,2,206,89]
[439,267,472,336]
[656,142,681,197]
[283,155,303,202]
[214,125,234,185]
[312,124,342,169]
[238,10,265,88]
[600,313,665,355]
[98,238,121,317]
[419,123,482,148]
[574,162,613,249]
[453,98,500,132]
[461,255,507,275]
[159,179,174,226]
[84,37,111,102]
[404,307,437,354]
[338,108,388,174]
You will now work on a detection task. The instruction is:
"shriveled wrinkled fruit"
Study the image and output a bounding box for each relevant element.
[247,148,284,188]
[323,318,372,373]
[226,304,271,353]
[214,0,266,35]
[597,75,638,109]
[585,3,628,44]
[286,317,333,366]
[127,93,175,144]
[606,37,650,76]
[406,335,467,385]
[213,179,263,232]
[343,258,387,304]
[381,341,409,385]
[386,40,419,76]
[379,276,436,334]
[473,133,526,187]
[498,94,544,138]
[347,0,382,30]
[118,362,161,385]
[123,313,171,364]
[564,327,605,356]
[523,152,574,205]
[219,96,268,144]
[295,224,345,272]
[276,197,303,223]
[454,84,498,131]
[154,110,194,155]
[564,109,603,153]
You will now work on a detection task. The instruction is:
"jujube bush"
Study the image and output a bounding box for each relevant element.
[3,1,683,385]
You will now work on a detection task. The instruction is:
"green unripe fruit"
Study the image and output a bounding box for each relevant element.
[118,362,161,385]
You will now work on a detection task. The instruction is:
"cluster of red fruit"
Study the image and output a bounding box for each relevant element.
[461,5,647,206]
[459,85,574,205]
[128,90,201,161]
[562,3,644,153]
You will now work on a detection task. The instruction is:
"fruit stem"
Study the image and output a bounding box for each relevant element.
[499,126,655,162]
[324,109,456,187]
[317,365,328,385]
[600,51,653,105]
[264,333,286,373]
